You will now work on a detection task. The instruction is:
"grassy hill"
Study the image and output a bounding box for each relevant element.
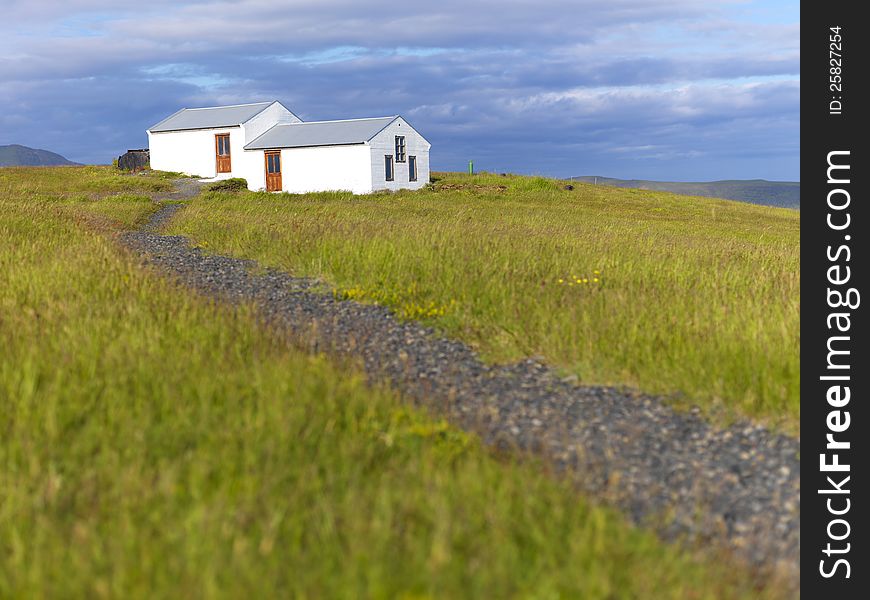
[167,172,800,431]
[0,144,79,167]
[571,176,800,208]
[0,166,790,598]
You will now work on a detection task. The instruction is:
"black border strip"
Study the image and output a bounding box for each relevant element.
[802,3,868,596]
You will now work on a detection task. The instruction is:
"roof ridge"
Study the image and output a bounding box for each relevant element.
[280,115,398,125]
[147,106,188,132]
[365,115,401,143]
[147,101,283,132]
[183,101,274,111]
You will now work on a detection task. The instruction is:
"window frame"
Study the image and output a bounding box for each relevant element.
[408,155,417,182]
[385,155,394,181]
[394,136,406,163]
[216,133,231,157]
[266,152,281,174]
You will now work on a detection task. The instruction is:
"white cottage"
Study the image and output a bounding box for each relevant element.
[147,101,431,194]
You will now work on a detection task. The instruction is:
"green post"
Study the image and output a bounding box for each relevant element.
[468,160,474,175]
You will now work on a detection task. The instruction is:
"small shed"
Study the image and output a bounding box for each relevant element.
[117,149,150,171]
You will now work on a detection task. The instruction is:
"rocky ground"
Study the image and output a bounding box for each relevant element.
[119,185,800,583]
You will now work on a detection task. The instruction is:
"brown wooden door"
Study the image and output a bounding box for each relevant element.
[265,151,282,192]
[215,134,231,173]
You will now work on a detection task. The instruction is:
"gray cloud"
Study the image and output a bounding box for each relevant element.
[0,0,799,180]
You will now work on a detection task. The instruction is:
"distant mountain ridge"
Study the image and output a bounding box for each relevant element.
[570,176,799,209]
[0,144,80,167]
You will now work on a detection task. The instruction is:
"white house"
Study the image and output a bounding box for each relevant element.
[147,101,430,194]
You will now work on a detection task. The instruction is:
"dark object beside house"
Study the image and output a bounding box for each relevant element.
[118,149,150,171]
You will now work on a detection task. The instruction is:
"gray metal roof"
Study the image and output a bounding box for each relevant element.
[245,116,398,150]
[148,102,274,132]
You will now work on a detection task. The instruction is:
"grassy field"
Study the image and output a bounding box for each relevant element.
[0,167,789,597]
[165,172,800,431]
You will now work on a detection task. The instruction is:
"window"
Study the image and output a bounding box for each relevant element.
[408,155,417,182]
[217,134,231,156]
[395,136,406,162]
[267,153,280,173]
[385,155,394,181]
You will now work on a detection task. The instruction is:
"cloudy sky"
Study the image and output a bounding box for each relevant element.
[1,0,799,180]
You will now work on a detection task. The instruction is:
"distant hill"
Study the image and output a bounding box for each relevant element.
[570,176,800,209]
[0,144,80,167]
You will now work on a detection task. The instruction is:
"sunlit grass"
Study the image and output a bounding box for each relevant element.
[166,171,800,431]
[0,167,790,597]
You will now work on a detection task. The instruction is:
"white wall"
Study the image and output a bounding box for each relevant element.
[149,112,432,195]
[148,103,302,186]
[368,117,430,191]
[274,145,373,194]
[233,105,303,190]
[243,102,301,144]
[148,126,244,179]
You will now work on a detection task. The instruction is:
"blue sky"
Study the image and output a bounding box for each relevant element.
[0,0,799,181]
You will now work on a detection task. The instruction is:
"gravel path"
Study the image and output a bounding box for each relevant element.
[120,193,800,581]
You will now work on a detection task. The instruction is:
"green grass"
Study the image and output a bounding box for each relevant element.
[0,165,175,195]
[0,168,788,597]
[570,176,800,209]
[205,177,249,192]
[165,171,801,431]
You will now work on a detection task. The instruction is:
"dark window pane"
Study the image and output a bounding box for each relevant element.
[274,154,280,172]
[395,136,406,162]
[385,155,394,181]
[409,156,417,181]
